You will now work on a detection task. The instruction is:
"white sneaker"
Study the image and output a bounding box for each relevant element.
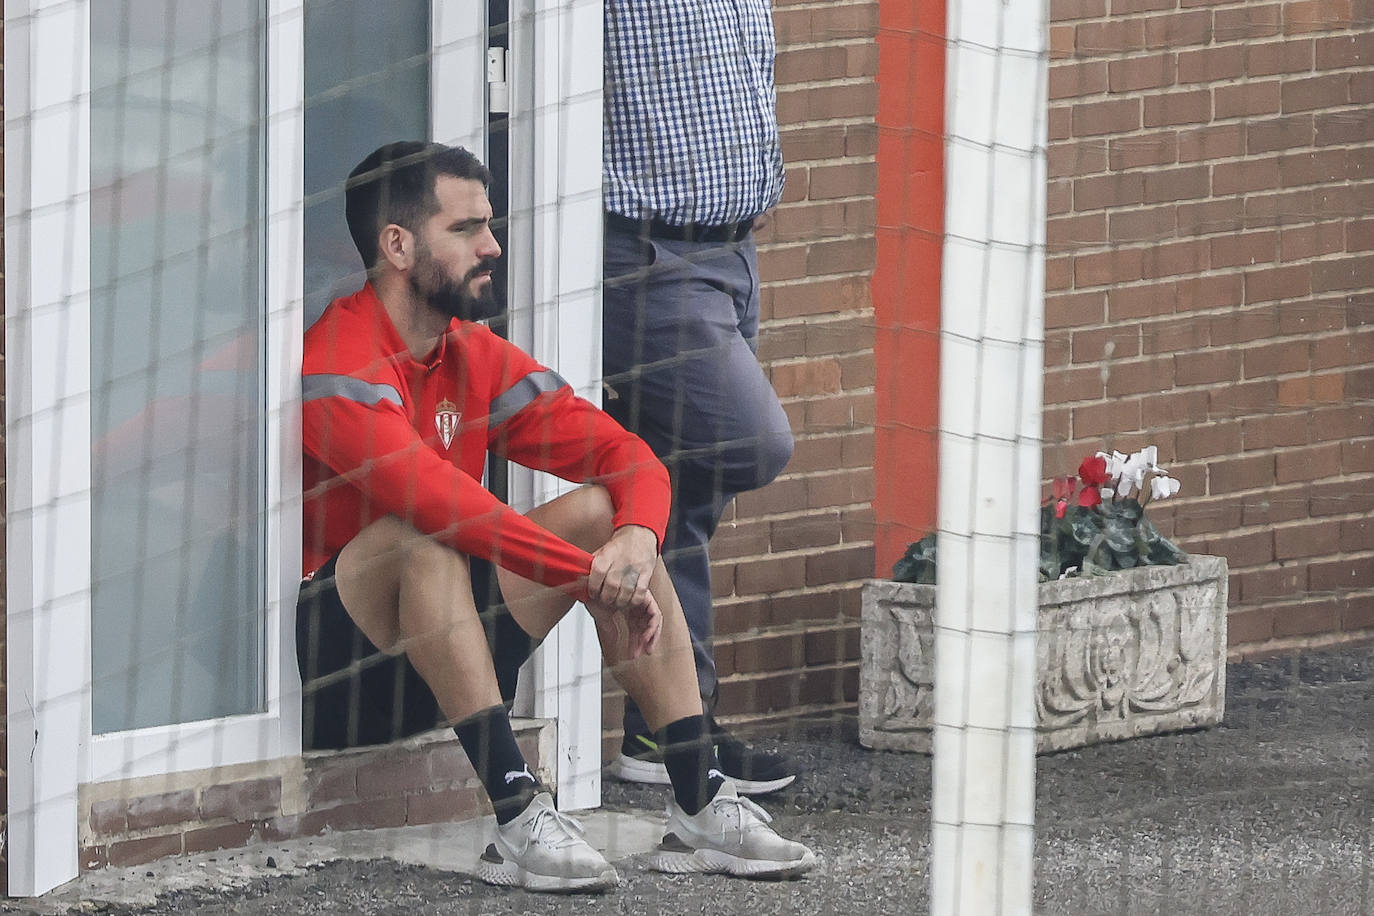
[648,780,817,879]
[477,792,618,893]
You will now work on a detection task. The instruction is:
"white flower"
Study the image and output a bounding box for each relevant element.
[1118,461,1146,496]
[1140,444,1167,474]
[1096,450,1128,481]
[1117,446,1161,497]
[1150,475,1181,500]
[1096,445,1169,498]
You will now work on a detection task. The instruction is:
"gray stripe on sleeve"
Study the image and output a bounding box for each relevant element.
[488,369,569,427]
[302,373,403,407]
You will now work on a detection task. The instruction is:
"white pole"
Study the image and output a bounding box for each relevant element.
[931,0,1049,912]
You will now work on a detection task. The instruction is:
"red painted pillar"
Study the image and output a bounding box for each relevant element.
[873,0,946,574]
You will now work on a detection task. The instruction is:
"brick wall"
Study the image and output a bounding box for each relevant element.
[600,1,881,746]
[718,0,879,721]
[1044,0,1374,653]
[79,723,549,872]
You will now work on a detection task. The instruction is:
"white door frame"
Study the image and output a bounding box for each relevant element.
[4,0,93,894]
[4,0,307,895]
[503,0,605,812]
[3,0,601,895]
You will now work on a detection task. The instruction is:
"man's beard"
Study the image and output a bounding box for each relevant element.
[410,246,502,322]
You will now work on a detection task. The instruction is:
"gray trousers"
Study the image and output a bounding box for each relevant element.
[602,226,794,735]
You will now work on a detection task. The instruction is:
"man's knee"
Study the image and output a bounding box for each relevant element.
[394,533,475,634]
[572,484,617,547]
[680,425,793,496]
[750,425,794,488]
[523,483,619,555]
[396,534,471,589]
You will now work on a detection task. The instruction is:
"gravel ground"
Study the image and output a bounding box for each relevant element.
[4,646,1371,915]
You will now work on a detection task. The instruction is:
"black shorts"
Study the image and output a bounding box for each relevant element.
[296,553,535,751]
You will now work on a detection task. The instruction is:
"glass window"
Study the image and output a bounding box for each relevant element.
[90,0,267,732]
[304,0,430,326]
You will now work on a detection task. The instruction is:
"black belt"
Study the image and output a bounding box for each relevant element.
[605,211,754,244]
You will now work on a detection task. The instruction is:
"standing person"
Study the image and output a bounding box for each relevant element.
[602,1,798,794]
[299,141,815,892]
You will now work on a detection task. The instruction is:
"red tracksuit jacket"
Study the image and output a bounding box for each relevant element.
[302,284,669,599]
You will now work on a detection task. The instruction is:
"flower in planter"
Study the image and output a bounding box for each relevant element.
[892,445,1188,584]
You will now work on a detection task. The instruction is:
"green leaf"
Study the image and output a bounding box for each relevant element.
[893,534,940,583]
[1149,534,1188,565]
[1082,557,1110,577]
[1087,536,1113,570]
[892,557,918,583]
[1038,555,1058,582]
[1102,516,1136,553]
[1138,515,1187,566]
[1116,498,1143,522]
[1069,511,1102,547]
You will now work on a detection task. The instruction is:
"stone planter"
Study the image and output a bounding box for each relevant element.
[859,555,1228,753]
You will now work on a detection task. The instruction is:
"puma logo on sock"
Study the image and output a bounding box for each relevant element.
[504,765,535,785]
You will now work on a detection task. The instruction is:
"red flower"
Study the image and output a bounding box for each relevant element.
[1051,476,1077,500]
[1078,455,1110,487]
[1054,499,1068,519]
[1077,486,1102,508]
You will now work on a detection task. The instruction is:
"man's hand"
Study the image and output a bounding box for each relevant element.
[586,591,662,661]
[588,524,659,613]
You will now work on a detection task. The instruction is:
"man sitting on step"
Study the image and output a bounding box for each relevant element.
[297,141,816,892]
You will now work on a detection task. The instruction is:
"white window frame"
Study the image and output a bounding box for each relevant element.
[5,0,307,895]
[503,0,604,813]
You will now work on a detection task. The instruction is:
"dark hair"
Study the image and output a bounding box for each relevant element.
[344,141,493,269]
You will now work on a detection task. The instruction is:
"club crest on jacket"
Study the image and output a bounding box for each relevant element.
[435,397,461,449]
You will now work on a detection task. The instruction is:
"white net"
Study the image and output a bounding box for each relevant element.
[1,0,1371,912]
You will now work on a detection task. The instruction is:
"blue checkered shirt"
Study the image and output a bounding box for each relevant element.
[604,0,785,227]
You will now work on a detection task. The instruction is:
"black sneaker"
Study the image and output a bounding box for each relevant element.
[709,722,797,795]
[609,722,797,796]
[609,732,674,787]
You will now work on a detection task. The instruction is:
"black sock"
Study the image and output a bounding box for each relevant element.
[659,715,726,815]
[453,705,540,825]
